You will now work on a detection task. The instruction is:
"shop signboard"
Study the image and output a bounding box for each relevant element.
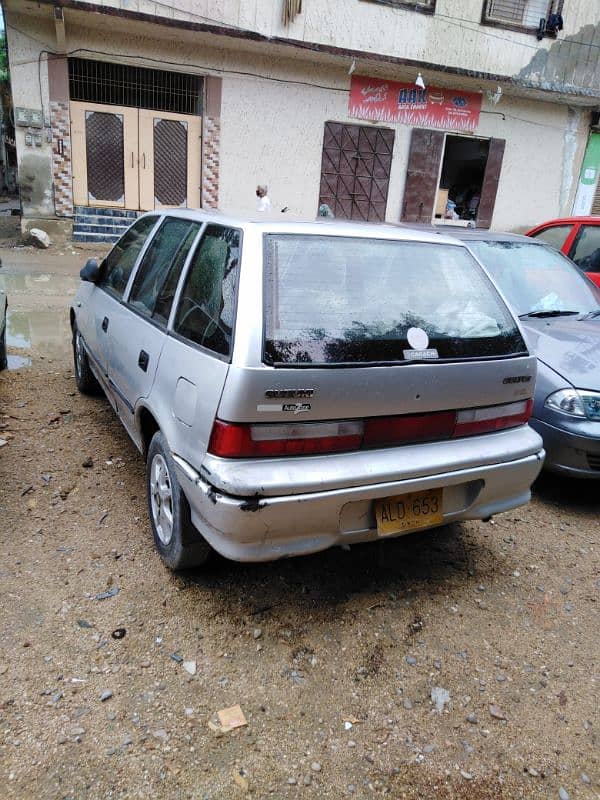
[349,75,482,133]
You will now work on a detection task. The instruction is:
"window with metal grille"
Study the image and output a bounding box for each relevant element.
[359,0,436,13]
[482,0,560,29]
[68,58,203,115]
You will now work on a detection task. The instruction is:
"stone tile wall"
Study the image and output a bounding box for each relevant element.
[50,100,74,216]
[202,115,220,209]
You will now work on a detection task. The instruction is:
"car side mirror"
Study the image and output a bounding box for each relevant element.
[80,258,100,283]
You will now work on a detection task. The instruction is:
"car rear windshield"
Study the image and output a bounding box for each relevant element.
[263,234,526,365]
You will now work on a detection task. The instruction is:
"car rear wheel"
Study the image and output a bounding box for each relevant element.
[73,325,101,395]
[146,430,212,570]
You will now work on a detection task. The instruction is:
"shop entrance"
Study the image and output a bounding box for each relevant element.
[401,128,505,228]
[435,135,490,224]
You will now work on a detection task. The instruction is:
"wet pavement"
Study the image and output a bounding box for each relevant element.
[0,246,89,368]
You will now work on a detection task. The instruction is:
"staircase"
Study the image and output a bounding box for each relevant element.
[73,206,139,244]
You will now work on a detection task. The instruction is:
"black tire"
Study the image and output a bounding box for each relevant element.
[72,324,102,395]
[146,430,212,570]
[0,322,7,371]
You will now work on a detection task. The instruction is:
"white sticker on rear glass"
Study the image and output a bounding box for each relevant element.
[406,327,429,351]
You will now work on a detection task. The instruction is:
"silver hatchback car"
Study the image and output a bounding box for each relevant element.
[71,211,544,569]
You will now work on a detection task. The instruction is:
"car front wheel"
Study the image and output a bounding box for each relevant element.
[146,430,212,570]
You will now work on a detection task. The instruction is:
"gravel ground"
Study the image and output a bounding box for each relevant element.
[0,250,599,799]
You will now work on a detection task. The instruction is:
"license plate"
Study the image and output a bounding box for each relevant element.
[375,488,443,537]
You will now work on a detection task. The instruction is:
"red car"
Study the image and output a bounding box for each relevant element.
[526,217,600,287]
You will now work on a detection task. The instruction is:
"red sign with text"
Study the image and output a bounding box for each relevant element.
[349,75,482,132]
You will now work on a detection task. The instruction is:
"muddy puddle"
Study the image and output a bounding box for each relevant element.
[1,270,77,369]
[6,308,72,362]
[0,272,79,296]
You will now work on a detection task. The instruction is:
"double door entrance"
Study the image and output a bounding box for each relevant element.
[71,101,201,211]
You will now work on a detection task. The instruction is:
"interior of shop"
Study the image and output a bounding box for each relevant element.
[435,135,490,223]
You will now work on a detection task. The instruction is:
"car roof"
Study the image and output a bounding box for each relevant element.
[140,209,468,248]
[439,228,534,244]
[394,223,537,245]
[529,216,600,226]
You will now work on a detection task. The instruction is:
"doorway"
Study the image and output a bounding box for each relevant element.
[401,128,505,228]
[68,58,203,212]
[70,102,201,211]
[435,135,489,223]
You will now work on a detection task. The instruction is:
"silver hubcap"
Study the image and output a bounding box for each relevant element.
[150,454,174,545]
[75,331,85,376]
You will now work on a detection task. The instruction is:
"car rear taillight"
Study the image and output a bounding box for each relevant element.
[207,400,533,458]
[208,419,363,458]
[363,411,456,448]
[454,399,532,437]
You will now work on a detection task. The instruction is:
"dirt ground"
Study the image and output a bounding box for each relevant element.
[0,246,598,799]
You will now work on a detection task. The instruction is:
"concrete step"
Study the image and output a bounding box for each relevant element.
[73,221,131,235]
[73,231,121,244]
[74,206,138,219]
[72,206,138,243]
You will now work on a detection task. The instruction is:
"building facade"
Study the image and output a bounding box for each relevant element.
[4,0,600,242]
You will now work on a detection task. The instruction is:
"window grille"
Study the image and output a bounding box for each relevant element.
[483,0,555,28]
[68,58,203,115]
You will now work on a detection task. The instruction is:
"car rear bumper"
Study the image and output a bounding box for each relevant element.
[530,417,600,478]
[173,431,545,561]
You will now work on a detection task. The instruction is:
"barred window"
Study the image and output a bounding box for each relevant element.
[68,58,202,115]
[482,0,557,29]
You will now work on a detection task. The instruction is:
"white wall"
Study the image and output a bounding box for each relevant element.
[219,68,577,230]
[5,4,590,230]
[36,0,600,91]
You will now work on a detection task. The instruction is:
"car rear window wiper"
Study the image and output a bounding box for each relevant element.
[579,309,600,320]
[518,310,579,319]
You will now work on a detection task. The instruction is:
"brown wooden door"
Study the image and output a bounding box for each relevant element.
[401,128,445,223]
[139,109,201,211]
[319,122,394,221]
[71,102,139,208]
[476,137,505,228]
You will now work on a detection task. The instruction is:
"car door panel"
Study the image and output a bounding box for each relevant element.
[152,223,242,469]
[107,217,203,427]
[107,304,166,417]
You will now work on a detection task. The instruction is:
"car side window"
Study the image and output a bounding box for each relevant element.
[100,216,158,298]
[529,224,573,251]
[570,225,600,273]
[173,224,241,357]
[128,217,201,323]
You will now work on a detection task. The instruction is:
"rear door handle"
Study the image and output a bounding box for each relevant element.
[101,316,109,332]
[138,350,149,372]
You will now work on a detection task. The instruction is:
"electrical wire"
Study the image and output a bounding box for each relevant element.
[17,43,596,137]
[5,15,597,135]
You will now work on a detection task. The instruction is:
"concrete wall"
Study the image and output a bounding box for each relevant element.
[218,69,585,230]
[5,16,54,217]
[4,3,591,231]
[36,0,600,96]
